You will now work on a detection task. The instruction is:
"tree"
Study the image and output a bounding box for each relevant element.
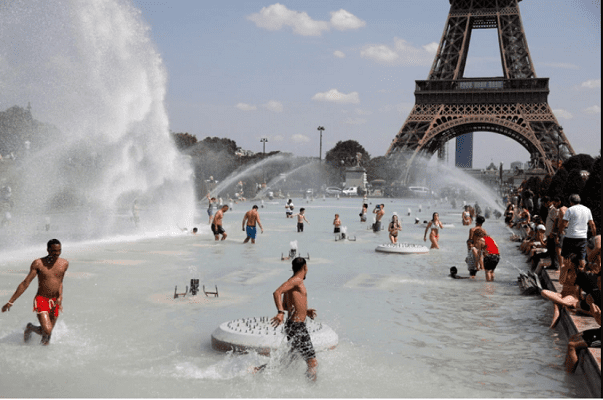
[171,132,197,150]
[325,140,371,166]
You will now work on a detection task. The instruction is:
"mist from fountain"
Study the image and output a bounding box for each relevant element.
[399,153,504,214]
[0,0,196,248]
[254,159,321,199]
[209,154,288,198]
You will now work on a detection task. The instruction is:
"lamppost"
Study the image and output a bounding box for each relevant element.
[317,126,325,163]
[260,137,268,184]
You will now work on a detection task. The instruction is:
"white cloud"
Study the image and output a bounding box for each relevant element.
[312,89,360,104]
[581,79,601,89]
[247,4,364,36]
[236,103,257,111]
[333,50,346,58]
[262,100,283,112]
[291,134,310,143]
[553,109,573,120]
[329,9,366,31]
[360,44,399,63]
[422,42,439,54]
[343,117,367,125]
[584,105,601,114]
[355,108,372,116]
[273,135,284,142]
[360,38,436,66]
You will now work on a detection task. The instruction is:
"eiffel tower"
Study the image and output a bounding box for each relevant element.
[386,0,574,182]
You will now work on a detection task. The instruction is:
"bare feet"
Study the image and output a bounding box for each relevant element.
[24,323,34,342]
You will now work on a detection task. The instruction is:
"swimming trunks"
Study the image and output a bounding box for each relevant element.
[33,295,59,318]
[285,319,316,361]
[582,328,601,348]
[246,225,257,239]
[373,221,381,232]
[483,254,500,271]
[561,237,587,260]
[334,227,340,234]
[211,224,225,236]
[297,222,304,232]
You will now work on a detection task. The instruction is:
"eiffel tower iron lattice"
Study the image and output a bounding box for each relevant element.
[386,0,574,182]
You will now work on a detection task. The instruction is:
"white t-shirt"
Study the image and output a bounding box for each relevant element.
[563,204,593,239]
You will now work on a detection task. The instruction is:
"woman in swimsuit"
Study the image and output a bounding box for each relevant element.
[424,212,444,249]
[462,206,472,226]
[388,214,402,244]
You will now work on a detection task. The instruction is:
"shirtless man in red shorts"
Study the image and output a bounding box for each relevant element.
[2,239,69,345]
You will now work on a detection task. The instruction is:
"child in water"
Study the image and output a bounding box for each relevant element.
[333,214,341,234]
[294,208,309,232]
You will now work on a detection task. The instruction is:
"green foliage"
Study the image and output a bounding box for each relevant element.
[171,132,197,150]
[325,140,371,166]
[0,105,60,155]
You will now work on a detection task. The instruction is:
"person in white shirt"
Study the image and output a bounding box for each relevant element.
[560,194,596,270]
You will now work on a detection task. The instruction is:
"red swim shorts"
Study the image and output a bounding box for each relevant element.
[33,295,59,318]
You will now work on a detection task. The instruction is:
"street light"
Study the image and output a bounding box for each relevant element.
[260,137,268,184]
[317,126,325,163]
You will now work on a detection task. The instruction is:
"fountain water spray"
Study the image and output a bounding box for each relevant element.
[0,0,196,246]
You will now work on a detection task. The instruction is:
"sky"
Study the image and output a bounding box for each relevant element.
[8,0,601,169]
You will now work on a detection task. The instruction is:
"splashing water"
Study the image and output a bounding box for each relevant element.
[0,0,196,247]
[209,154,287,198]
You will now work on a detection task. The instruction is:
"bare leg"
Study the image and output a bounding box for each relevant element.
[24,322,41,342]
[429,233,439,249]
[243,237,250,244]
[38,312,57,345]
[565,335,587,373]
[221,233,227,241]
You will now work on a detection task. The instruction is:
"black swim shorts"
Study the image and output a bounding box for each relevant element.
[561,237,587,261]
[211,224,225,235]
[582,328,601,348]
[373,221,381,232]
[297,222,304,232]
[285,320,316,361]
[483,254,500,271]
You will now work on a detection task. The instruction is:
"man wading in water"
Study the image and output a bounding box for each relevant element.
[242,205,264,244]
[255,257,318,381]
[2,239,69,345]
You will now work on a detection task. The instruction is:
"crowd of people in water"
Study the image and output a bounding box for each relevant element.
[2,186,599,382]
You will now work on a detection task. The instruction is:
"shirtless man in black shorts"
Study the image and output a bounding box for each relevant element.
[256,257,318,380]
[211,205,229,241]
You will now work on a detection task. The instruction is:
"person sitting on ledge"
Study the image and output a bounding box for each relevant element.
[540,255,600,328]
[564,294,600,374]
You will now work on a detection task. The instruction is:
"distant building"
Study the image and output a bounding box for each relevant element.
[455,133,473,168]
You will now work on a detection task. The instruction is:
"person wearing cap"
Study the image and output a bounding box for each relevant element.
[529,224,550,269]
[388,213,402,244]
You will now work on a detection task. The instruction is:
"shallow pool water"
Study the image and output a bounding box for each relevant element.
[0,197,590,397]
